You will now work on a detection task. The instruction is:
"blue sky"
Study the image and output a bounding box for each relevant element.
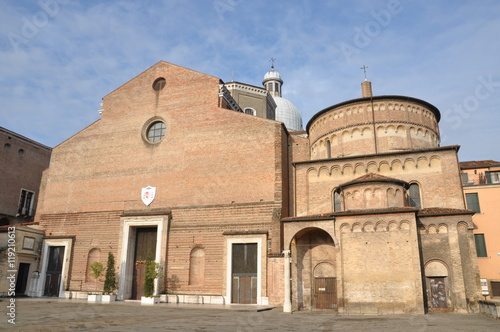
[1,0,499,162]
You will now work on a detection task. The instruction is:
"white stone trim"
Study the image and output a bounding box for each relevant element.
[37,238,73,297]
[224,82,268,96]
[118,215,169,300]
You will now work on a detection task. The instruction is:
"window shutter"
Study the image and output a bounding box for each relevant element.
[491,282,500,297]
[474,234,487,257]
[466,193,480,213]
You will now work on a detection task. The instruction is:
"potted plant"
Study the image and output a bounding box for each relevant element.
[101,252,117,303]
[141,253,162,305]
[88,261,104,302]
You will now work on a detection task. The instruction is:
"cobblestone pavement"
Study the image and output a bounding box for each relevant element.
[2,298,499,332]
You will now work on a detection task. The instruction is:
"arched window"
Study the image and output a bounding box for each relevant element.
[409,183,421,208]
[333,190,341,212]
[189,247,205,285]
[244,108,256,116]
[326,140,331,159]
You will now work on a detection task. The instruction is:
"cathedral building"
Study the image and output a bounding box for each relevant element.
[30,61,480,314]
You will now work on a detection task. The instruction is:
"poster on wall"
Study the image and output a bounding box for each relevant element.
[480,278,489,296]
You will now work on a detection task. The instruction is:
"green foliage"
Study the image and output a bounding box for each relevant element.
[103,252,117,294]
[143,252,162,298]
[89,261,104,292]
[89,262,104,280]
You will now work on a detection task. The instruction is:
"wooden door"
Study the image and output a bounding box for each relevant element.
[430,277,447,308]
[44,246,64,297]
[314,277,337,309]
[131,227,157,299]
[231,243,257,304]
[232,275,257,304]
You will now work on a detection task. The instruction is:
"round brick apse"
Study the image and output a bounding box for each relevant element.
[307,96,441,160]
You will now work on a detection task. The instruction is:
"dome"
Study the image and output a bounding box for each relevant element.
[274,96,303,131]
[262,68,283,84]
[261,66,303,131]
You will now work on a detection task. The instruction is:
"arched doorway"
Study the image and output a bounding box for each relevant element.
[424,260,451,311]
[291,228,337,310]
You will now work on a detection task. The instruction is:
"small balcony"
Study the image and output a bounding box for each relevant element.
[462,171,500,186]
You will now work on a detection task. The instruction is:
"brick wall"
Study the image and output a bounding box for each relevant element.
[39,211,122,291]
[37,61,286,215]
[166,202,281,296]
[337,213,424,314]
[1,128,51,224]
[308,98,440,159]
[294,147,465,216]
[35,61,288,303]
[419,215,481,312]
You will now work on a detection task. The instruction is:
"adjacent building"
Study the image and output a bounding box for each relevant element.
[0,127,52,226]
[0,127,51,296]
[460,160,500,300]
[24,61,481,314]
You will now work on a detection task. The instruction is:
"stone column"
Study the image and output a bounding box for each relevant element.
[283,250,292,313]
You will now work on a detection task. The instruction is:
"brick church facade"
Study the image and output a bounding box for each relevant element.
[31,61,481,314]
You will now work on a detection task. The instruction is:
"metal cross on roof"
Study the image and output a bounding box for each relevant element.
[361,65,368,80]
[270,57,276,69]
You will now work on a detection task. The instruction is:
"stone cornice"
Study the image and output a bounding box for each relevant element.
[292,145,460,166]
[224,82,268,96]
[309,120,439,147]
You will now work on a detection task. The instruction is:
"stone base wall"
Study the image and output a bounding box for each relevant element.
[338,214,424,315]
[479,300,500,319]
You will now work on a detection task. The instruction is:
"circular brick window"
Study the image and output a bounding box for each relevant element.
[152,77,166,91]
[146,121,166,143]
